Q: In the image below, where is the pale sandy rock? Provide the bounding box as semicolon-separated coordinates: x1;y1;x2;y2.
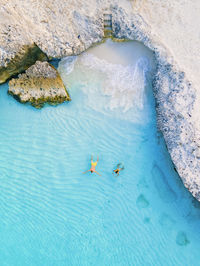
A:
8;61;71;108
0;0;105;63
0;0;200;199
132;0;200;89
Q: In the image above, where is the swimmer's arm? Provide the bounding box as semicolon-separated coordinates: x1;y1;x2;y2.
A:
83;170;90;174
97;156;99;162
95;171;101;176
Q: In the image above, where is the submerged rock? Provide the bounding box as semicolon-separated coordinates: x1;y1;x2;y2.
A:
8;61;71;108
176;231;190;246
136;194;149;208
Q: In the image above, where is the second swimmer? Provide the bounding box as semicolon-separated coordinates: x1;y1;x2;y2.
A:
113;163;124;176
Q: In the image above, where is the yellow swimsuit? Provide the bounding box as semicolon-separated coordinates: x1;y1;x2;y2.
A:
91;161;97;166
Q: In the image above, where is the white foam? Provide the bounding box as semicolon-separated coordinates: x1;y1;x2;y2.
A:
79;53;149;112
58;56;77;75
58;40;155;123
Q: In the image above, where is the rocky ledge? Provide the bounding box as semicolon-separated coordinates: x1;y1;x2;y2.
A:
8;61;71;108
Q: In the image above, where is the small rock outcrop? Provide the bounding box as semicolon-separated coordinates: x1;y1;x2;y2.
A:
8;61;71;108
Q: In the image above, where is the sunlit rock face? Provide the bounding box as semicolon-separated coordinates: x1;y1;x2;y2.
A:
0;0;200;199
8;61;71;108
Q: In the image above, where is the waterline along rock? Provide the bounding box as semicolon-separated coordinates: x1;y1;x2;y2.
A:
111;5;200;200
0;0;200;200
8;61;71;108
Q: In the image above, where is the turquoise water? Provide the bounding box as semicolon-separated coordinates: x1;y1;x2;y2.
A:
1;40;200;266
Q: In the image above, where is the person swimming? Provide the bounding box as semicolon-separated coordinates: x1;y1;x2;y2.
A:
113;163;124;176
83;155;101;176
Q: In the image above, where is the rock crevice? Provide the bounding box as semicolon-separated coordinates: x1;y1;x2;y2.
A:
0;43;48;84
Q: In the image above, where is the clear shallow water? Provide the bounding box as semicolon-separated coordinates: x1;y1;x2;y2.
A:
1;40;200;266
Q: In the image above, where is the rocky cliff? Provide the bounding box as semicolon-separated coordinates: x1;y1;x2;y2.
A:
0;0;200;199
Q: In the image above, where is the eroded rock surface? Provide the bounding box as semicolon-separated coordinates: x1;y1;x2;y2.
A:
8;61;71;108
0;44;48;84
0;0;104;63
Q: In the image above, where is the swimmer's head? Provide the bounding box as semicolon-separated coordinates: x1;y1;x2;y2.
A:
91;170;94;173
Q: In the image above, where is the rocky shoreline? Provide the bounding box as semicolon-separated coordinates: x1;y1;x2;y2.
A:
0;1;199;200
111;6;200;200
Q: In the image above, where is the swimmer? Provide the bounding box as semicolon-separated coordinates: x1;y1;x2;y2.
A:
113;163;124;176
83;155;101;176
